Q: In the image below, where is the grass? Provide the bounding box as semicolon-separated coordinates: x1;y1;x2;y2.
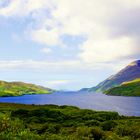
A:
0;81;54;97
105;78;140;96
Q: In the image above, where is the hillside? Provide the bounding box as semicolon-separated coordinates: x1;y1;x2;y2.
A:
105;78;140;96
87;60;140;92
0;81;54;97
0;103;140;139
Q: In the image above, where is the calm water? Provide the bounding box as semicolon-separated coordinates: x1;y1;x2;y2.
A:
0;92;140;116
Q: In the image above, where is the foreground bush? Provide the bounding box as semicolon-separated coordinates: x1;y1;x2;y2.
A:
0;103;139;140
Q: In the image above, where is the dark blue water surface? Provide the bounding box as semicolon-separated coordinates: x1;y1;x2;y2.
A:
0;92;140;116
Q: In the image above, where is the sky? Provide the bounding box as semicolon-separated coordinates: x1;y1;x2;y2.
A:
0;0;140;90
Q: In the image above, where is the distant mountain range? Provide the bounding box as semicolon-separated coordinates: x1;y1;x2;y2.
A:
81;60;140;96
0;81;54;97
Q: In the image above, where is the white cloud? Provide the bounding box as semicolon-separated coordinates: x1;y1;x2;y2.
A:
41;48;52;54
0;60;82;71
79;37;136;64
38;80;72;89
28;0;140;65
0;0;20;16
46;80;70;86
0;59;133;75
0;0;140;72
30;28;61;46
117;0;140;8
0;0;54;17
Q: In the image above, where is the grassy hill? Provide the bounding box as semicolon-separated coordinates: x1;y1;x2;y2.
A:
105;78;140;96
0;81;54;97
0;103;140;139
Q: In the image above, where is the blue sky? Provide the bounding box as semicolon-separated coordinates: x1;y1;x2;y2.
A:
0;0;139;90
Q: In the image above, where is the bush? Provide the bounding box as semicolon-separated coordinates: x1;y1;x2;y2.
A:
0;103;140;140
91;127;104;140
101;120;117;131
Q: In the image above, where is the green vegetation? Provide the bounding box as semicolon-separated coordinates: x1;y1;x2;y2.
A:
0;81;54;97
105;78;140;96
0;103;140;139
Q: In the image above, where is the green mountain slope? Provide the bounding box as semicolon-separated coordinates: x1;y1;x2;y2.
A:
83;60;140;92
105;78;140;96
0;81;54;97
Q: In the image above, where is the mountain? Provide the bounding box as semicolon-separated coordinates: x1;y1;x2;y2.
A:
105;78;140;96
87;60;140;92
0;81;54;97
79;88;90;92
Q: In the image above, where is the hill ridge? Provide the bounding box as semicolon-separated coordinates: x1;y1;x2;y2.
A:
0;80;54;97
83;60;140;92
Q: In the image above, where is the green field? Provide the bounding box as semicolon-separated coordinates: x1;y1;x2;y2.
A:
105;78;140;96
0;103;140;140
0;81;54;97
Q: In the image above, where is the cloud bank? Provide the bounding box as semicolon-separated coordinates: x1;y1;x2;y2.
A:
0;0;140;89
